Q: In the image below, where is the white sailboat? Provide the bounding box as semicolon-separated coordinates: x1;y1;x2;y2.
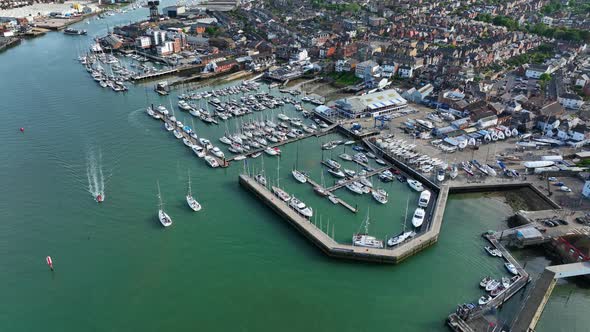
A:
387;196;416;246
157;181;173;227
371;188;388;204
352;210;384;248
186;171;202;212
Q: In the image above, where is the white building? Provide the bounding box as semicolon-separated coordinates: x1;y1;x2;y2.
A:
136;36;152;49
525;64;550;79
333;88;407;118
558;93;584;110
541;16;554;26
355;60;379;78
152;30;167;46
157;41;175;56
289;49;309;64
398;65;414;78
335;59;353;72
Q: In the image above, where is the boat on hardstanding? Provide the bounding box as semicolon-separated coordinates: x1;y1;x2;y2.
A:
437;169;445;182
450;164;459;179
156;181;172;227
292;169;307;183
412;207;425;227
371;188;388;204
186;171;202;212
352;211;384;248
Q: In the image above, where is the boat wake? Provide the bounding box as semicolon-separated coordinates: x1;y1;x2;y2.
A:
86;148;105;201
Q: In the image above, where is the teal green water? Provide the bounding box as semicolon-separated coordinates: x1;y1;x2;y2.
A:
1;6;588;331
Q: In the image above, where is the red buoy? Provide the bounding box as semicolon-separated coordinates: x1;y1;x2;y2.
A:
46;256;53;271
20;127;24;132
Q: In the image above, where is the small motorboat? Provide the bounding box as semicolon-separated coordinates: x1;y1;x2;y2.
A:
501;277;511;288
505;263;518;275
479;276;492;288
96;193;104;203
339;153;353;161
407;179;424;192
485;279;500;292
478;295;492;305
484;246;499;257
491;285;505;297
327;168;345;178
412;207;425;227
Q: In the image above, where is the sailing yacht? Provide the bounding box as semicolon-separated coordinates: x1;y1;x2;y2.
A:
156;181;173;227
272;186;291;202
292;169;307;183
387;197;415;246
371;188;388;204
352;211;384;248
186;171;202;212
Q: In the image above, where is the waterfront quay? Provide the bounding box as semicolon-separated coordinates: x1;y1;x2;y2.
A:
447;231;531;332
239;173;449;264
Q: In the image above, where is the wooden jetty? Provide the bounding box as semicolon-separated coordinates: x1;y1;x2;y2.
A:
240;174;449;264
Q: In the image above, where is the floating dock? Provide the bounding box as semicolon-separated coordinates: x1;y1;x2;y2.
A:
239;174;448;264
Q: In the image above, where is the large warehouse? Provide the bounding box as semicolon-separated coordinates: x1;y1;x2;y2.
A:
333;88;407;118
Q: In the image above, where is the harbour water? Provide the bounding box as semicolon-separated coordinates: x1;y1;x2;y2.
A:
0;5;588;331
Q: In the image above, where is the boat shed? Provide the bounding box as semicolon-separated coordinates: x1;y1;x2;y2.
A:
516;227;544;242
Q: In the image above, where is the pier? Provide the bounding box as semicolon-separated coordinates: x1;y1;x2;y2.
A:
153;112;226;168
512;262;590;332
447;231;531;332
224;124;337;163
239;173;448;264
